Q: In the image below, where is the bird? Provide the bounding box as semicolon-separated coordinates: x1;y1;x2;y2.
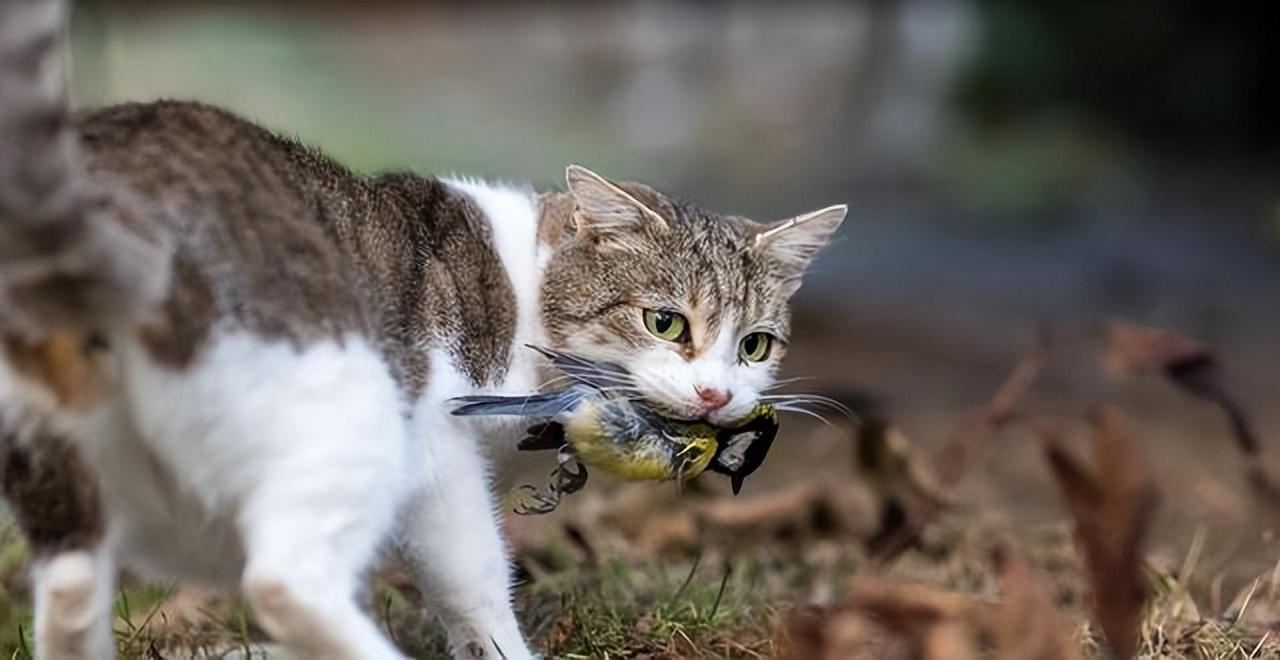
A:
449;346;778;514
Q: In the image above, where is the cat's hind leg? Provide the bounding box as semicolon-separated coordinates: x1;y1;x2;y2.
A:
222;342;411;660
236;443;408;658
0;412;115;660
128;335;414;659
239;514;402;660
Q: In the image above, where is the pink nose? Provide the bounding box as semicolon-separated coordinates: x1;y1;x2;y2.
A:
695;387;732;411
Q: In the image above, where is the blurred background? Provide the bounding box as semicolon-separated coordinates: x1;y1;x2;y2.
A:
66;1;1278;366
40;0;1280;654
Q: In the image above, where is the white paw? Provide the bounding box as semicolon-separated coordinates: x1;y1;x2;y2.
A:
43;551;100;629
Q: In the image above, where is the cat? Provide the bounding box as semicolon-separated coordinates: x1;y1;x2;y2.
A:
0;2;845;658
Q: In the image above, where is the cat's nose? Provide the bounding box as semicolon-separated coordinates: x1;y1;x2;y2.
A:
695;387;732;411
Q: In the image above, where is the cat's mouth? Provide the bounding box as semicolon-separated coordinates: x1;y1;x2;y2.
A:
643;399;702;423
644;397;757;429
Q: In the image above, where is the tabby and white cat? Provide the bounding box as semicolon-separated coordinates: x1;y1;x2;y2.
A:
0;2;844;658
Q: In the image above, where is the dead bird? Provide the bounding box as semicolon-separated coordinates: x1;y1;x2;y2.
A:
450;346;778;514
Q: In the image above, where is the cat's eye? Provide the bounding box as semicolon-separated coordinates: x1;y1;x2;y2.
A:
739;332;773;362
643;309;689;343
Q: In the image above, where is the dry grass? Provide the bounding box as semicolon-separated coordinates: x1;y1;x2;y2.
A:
0;505;1274;658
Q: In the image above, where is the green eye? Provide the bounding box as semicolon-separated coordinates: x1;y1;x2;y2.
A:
739;332;773;362
643;309;689;342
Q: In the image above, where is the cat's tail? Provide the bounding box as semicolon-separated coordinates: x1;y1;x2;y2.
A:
0;0;168;337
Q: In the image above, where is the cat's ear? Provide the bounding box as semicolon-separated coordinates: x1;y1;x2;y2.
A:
752;204;846;295
565;165;669;242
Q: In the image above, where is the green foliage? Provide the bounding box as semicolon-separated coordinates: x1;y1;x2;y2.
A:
955;2;1277;159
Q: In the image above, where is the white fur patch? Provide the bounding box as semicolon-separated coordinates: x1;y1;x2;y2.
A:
626;312;773;425
106;332;412;657
32;550;115;660
103;333;411;583
441;177;547;399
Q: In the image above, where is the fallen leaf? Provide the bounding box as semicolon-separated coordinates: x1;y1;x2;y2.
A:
991;543;1084;660
855;417;948;557
1104;320;1279;509
782;540;1090;660
846;578;985;660
780;602;906;660
1043;405;1157;660
1223;560;1280;631
782;579;982;660
936;326;1050;487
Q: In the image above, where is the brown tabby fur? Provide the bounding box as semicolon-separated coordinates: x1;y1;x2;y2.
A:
75;101;518;396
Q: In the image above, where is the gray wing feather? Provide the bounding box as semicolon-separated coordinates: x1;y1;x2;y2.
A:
449;388;586;418
524;345;632;390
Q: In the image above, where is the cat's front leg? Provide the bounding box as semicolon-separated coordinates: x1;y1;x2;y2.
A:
31;547;117;660
0;409;116;659
398;423;532;660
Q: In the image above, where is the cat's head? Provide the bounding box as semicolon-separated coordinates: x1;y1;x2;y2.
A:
540;165;844;427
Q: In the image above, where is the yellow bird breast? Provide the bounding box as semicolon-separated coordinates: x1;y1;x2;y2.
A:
563;407;717;482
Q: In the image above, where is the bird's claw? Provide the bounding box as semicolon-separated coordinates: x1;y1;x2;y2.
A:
513;484;561;515
555;459;588;495
512;455;588;515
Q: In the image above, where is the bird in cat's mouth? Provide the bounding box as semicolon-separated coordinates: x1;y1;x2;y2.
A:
448;345;778;514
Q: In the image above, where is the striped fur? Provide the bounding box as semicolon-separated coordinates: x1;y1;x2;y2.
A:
0;0;169;339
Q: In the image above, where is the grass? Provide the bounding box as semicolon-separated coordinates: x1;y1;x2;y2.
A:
534;556;779;658
0;508;1271;659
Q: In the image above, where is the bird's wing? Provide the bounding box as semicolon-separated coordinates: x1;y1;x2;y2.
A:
449;388;585;418
525;345;632;390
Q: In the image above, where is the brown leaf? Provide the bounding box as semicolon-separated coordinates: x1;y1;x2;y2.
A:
783;544;1087;660
935;327;1050;487
781;579;984;660
1103;320;1279;507
991;543;1084;660
781;602;913;660
1223;560;1280;630
845;578;984;660
1103;320;1205;379
853;418;946;555
1042;406;1157;660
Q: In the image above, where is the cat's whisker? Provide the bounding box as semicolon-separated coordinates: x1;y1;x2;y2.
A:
773;403;834;427
760;393;856;420
792;392;857;413
763;392;853;410
761;376;818;392
772;397;832;414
